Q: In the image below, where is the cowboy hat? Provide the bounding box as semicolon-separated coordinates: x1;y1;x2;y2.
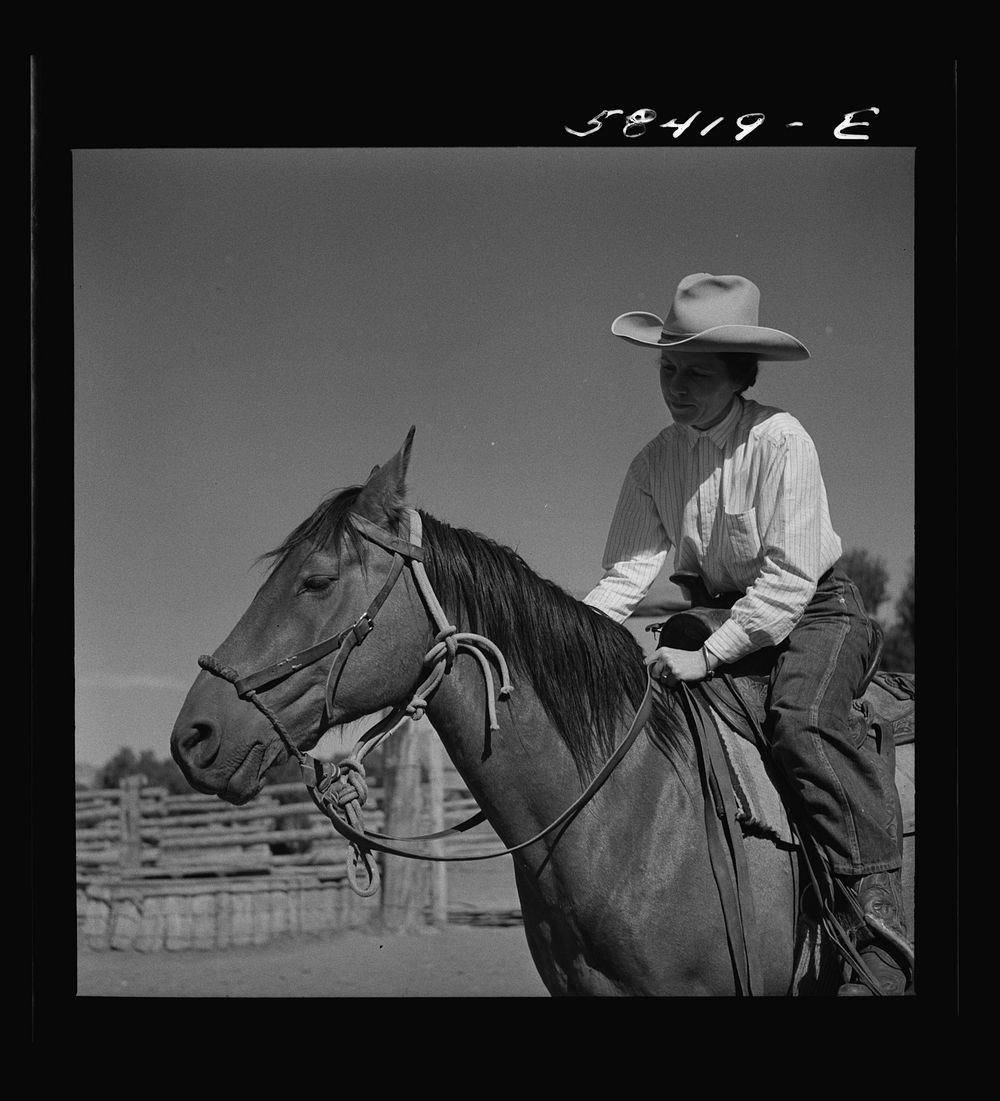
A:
611;273;810;361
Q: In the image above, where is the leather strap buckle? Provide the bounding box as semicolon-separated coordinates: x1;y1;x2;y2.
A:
352;615;374;644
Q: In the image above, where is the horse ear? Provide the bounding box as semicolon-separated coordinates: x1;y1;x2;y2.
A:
354;426;415;526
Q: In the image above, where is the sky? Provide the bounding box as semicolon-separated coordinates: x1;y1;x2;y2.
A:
71;145;915;767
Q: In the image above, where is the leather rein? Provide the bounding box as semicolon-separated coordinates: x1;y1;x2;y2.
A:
198;508;655;898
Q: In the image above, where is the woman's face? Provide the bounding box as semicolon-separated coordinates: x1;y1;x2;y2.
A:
658;351;741;430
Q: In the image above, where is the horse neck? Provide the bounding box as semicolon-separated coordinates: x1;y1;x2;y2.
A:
422;640;694;864
410;538;702;873
422;653;560;833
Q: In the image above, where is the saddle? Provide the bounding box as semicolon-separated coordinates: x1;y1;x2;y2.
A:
651;598;915;995
652;601;895;753
653;603;914;843
652;589;916;851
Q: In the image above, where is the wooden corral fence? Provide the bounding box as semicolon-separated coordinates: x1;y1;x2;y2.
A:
77;733;506;952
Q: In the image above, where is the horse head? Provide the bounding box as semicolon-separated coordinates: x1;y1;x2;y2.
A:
170;427;431;804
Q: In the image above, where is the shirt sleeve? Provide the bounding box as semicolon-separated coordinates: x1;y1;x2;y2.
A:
582;450;672;623
704;430;834;663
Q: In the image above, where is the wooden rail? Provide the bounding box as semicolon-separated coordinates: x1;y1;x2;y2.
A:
76;722;520;950
76;770;500;877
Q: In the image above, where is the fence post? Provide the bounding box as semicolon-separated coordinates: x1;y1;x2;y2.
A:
425;727;448;926
118;775;145;871
380;720;426;932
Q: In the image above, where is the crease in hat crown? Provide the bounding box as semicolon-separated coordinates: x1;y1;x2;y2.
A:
611;272;810;361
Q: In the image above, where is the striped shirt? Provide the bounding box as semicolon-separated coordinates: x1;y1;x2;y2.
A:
583;397;842;663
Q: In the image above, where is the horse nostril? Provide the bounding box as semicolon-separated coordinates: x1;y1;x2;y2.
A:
171;720;221;770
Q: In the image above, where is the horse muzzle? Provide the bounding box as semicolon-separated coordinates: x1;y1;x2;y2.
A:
170;681;288;804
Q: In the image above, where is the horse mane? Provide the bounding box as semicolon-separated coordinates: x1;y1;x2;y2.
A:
259;489;691;778
416;511;691;778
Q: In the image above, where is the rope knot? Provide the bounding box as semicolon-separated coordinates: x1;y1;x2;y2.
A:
332;758;369;808
406;694;429;721
434;625;459;670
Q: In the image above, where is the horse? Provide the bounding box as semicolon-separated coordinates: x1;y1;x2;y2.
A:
171;428;913;996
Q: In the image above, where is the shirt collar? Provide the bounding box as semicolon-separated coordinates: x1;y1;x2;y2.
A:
678;396;745;450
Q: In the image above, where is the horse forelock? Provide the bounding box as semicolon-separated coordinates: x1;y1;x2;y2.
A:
257;485;367;576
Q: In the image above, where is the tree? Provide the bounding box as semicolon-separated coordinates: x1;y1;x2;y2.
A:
881;557;915;673
840;547;890;621
97;746;194;794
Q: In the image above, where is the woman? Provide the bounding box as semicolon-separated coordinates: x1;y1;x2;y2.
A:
583;273;909;995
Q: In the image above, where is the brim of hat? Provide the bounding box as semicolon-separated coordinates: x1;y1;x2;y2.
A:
611;312;810;361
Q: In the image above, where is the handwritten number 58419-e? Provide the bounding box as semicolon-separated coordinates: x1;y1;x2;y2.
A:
564;107;879;141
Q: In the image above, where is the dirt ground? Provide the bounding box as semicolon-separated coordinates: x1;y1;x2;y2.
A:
75;861;550;998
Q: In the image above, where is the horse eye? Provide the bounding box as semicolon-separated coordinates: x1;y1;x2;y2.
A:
302;575;337;592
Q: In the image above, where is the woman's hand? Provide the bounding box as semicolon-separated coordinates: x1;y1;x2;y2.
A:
645;646;714;687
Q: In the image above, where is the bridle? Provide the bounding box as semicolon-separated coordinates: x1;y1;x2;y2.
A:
201;510;474;735
197;507;655;898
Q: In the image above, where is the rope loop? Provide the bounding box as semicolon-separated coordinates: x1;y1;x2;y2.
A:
346;842;380;897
